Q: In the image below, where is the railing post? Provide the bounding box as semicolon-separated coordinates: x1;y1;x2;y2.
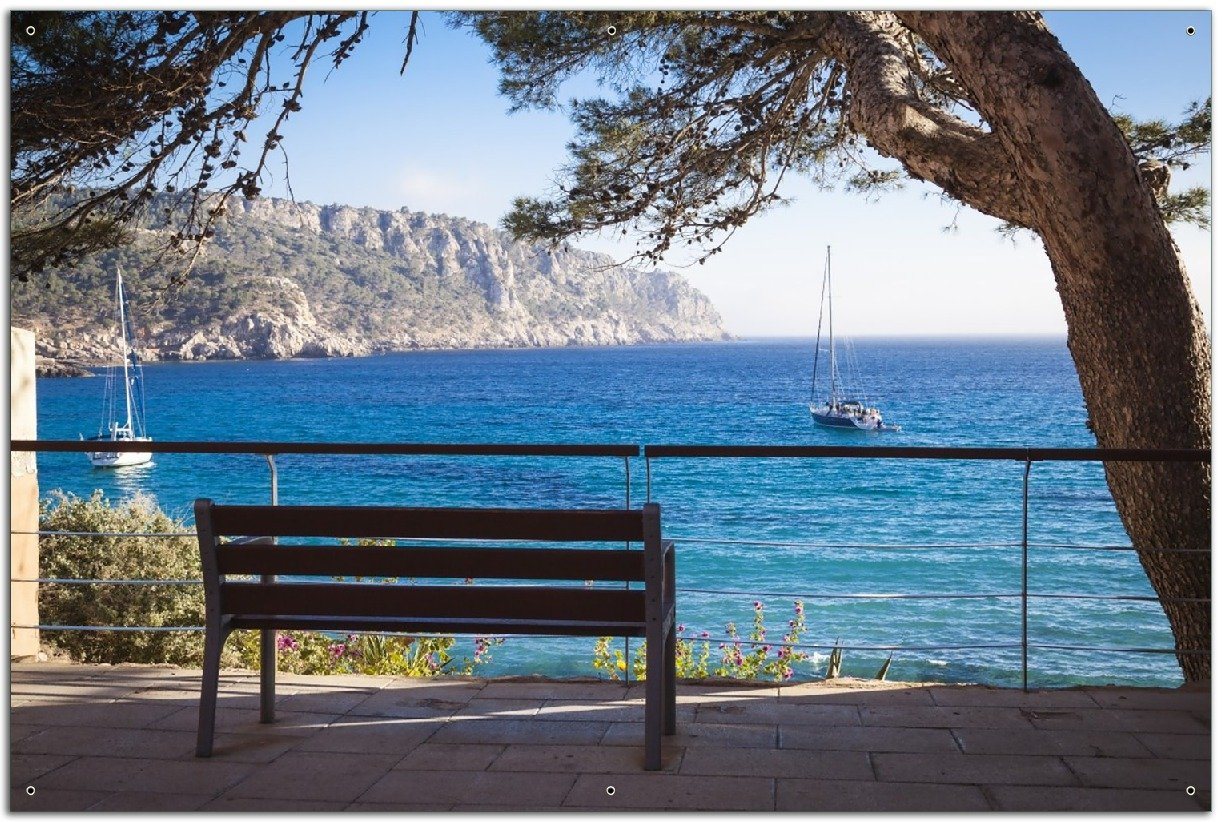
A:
1022;454;1031;692
261;454;278;722
624;456;632;683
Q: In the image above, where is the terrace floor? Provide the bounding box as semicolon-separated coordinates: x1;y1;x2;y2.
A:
9;661;1210;812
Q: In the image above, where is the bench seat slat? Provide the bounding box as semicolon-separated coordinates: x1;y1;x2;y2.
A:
209;505;645;542
221;583;646;623
228;616;647;637
217;545;646;581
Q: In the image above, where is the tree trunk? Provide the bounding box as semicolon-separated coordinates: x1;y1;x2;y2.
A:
901;12;1211;679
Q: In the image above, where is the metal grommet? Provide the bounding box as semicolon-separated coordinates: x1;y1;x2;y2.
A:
606;785;616;796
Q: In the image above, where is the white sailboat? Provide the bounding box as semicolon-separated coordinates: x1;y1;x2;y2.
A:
86;267;153;467
808;246;899;432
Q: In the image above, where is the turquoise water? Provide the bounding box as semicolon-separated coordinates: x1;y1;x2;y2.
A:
33;338;1181;687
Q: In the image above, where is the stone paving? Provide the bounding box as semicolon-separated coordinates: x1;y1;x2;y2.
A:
9;662;1210;811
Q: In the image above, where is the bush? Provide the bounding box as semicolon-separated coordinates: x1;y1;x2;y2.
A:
39;490;206;665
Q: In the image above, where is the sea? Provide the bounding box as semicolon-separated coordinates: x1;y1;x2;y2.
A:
33;337;1183;688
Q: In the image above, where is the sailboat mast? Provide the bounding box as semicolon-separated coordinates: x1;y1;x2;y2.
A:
827;245;836;407
116;268;134;433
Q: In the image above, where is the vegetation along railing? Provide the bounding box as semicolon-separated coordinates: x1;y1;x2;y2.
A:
10;439;1210;689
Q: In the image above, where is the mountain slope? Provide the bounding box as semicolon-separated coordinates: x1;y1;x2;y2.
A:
13;196;730;364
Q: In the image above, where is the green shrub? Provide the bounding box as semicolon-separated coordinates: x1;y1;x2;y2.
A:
39;490;206;665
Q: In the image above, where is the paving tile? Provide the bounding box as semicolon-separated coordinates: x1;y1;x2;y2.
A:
207;733;302;763
629;683;776;702
33;755;255;796
781;725;960;754
1105;708;1210;734
10;680;143;700
564;773;774;811
952;726;1151;757
85;791;213;811
346;684;482;718
9;787;109;811
360;769;576;807
782;685;937;706
201;796;352;811
1063;755;1211;791
9;699;182;729
489;743;679;774
10;753;77;784
430;717;608;745
150;705;338;736
393;743;505;771
929;686;1098;708
778;778;991;811
873;751;1078;786
695;701;860;726
1085;687;1211;712
1137;732;1212;760
454;697;544;718
10;724;47;742
290;715;444;755
13;726;197;760
986;785;1202;811
477;679;629;701
537;699;696;724
275;685;385;715
680;746;874;780
221;751;402;803
861;705;1033;729
602;720;776;749
347;801;455;811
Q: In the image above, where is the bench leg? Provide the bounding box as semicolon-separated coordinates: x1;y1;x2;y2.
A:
664;622;677;735
645;633;663;770
260;628;276;723
195;626;227;757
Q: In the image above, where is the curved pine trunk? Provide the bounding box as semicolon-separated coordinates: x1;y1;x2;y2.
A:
903;12;1211;679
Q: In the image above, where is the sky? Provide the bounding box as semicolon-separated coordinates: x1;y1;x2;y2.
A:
254;10;1212;338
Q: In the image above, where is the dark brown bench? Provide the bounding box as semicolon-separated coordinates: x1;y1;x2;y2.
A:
193;499;677;769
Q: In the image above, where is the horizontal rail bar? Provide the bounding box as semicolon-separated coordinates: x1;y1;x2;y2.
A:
672;536;1023;550
17;578;202;586
645;444;1209;461
10;439;640;458
12;530;197;538
12;440;1207;461
680;587;1019;601
1028;644;1211;655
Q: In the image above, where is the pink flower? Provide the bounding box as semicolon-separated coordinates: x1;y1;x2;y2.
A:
276;634;299;652
783;669;794;680
700;631;710;639
678;624;686;634
328;643;346;659
752;601;763;611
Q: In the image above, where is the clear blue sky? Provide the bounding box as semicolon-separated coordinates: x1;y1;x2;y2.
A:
260;11;1212;337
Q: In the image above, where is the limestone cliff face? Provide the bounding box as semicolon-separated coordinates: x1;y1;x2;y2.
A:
21;196;730;364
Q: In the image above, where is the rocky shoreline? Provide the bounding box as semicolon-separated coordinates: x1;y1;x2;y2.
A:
33;334;736;377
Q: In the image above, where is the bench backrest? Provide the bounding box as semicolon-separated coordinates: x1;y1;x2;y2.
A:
194;499;664;626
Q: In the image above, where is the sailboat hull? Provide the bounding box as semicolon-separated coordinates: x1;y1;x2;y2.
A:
87;436;153;468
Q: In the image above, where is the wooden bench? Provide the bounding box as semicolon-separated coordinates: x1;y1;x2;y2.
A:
193;499;677;769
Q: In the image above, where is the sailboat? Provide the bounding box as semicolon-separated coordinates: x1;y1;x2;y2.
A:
86;267;153;467
808;246;899;432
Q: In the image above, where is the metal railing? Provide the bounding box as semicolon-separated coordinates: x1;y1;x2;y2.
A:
10;439;1210;689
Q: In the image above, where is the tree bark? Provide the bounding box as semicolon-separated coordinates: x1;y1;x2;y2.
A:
895;12;1212;680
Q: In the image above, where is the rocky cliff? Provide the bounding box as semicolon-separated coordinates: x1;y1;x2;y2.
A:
14;196;730;368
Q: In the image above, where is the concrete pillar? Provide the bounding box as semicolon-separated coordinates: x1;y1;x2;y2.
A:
11;327;39;658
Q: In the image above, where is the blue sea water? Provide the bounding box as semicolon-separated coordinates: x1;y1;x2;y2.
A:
33;337;1181;687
